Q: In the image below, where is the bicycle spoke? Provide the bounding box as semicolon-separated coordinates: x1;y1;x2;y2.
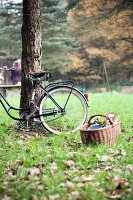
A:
39;86;88;134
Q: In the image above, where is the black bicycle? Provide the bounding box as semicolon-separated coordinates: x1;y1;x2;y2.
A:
0;71;88;134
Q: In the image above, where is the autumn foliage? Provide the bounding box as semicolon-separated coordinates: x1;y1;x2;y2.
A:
68;0;133;83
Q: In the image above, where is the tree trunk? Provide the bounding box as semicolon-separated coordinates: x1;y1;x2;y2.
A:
20;0;42;110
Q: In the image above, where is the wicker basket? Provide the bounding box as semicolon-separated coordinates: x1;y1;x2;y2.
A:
80;114;121;145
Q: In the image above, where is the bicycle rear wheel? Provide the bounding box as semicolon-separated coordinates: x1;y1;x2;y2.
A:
39;86;88;134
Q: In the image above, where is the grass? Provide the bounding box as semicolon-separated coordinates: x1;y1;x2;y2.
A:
0;92;133;199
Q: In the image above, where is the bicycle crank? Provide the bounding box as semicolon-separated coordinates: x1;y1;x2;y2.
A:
19;112;32;129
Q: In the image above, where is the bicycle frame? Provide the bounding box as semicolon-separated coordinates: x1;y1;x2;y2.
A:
0;80;75;121
0;92;29;121
40;80;74;111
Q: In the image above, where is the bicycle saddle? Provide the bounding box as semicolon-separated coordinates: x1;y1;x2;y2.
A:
30;71;51;78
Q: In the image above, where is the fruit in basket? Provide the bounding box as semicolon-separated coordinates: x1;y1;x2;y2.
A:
93;116;107;125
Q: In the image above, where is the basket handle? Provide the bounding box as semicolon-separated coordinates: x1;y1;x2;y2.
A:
88;114;113;126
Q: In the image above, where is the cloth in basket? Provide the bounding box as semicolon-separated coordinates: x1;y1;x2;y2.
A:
80;113;121;145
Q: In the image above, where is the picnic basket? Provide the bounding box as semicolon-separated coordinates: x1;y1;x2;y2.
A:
80;114;121;145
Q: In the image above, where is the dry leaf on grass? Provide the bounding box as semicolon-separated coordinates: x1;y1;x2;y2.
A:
71;191;81;199
108;148;115;154
7;171;15;178
119;149;127;156
106;194;122;199
30;195;37;200
76;182;85;188
17;140;24;145
106;180;130;199
106;188;124;199
126;164;133;173
67;151;77;157
30;167;40;176
73;176;81;183
1;195;11;200
96;154;113;162
37;184;44;190
82;174;94;181
63;160;75;167
59;181;75;188
116;180;129;189
48;194;60;200
104;165;113;170
49;162;58;171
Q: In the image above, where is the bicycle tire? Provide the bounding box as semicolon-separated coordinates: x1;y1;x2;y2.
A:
38;86;88;134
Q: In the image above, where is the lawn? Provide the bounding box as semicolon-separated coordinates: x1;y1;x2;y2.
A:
0;92;133;200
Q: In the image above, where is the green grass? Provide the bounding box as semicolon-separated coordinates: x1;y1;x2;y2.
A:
0;92;133;199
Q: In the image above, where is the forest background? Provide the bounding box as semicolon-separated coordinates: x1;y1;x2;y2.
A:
0;0;133;90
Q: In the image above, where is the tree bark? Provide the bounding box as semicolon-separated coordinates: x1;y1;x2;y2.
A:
20;0;42;110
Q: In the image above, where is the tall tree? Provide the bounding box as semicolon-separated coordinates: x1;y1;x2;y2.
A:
0;1;22;63
20;0;42;109
68;0;133;83
42;0;78;80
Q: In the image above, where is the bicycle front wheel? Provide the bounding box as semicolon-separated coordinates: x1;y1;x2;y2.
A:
39;86;88;134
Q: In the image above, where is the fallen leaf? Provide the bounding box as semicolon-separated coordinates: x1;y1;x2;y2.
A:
68;151;77;157
30;167;40;176
113;175;121;181
82;175;94;181
116;180;129;189
65;181;75;188
106;194;122;199
114;168;123;173
96;154;113;162
7;171;16;178
106;189;123;199
49;162;58;171
43;196;49;200
121;128;125;132
94;168;101;174
108;149;119;155
18;160;24;166
120;149;127;156
104;165;113;170
64;160;75;167
1;195;11;200
96;188;104;193
71;191;81;199
48;194;60;200
37;185;44;190
108;148;115;154
89;182;100;187
76;182;85;188
18;140;24;145
30;195;37;200
126;164;133;173
73;176;82;183
59;181;75;188
7;171;14;177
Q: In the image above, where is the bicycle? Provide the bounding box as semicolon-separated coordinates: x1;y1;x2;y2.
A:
0;71;88;134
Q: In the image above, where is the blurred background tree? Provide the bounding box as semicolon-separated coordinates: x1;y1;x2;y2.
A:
0;0;133;89
0;0;22;66
67;0;133;87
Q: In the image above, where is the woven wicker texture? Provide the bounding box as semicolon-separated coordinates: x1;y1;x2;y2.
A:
80;115;121;145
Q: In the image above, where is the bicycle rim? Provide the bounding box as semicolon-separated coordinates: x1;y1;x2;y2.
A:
39;86;88;134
